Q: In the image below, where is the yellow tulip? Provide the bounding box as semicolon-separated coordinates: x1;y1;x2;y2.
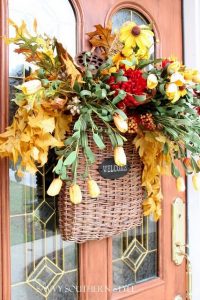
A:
69;184;82;204
167;61;181;75
87;179;100;198
197;159;200;168
170;72;185;86
166;83;180;102
192;71;200;83
192;174;200;191
47;178;63;196
183;68;193;81
113;114;128;133
114;146;127;166
176;176;185;192
147;74;158;89
21;79;42;95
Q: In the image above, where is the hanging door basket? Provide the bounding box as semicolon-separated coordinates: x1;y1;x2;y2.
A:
58;133;144;243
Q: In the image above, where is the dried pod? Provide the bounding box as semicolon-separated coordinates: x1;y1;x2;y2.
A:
75;51;105;71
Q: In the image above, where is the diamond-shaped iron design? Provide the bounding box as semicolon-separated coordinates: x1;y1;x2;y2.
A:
28;257;63;297
122;240;147;271
34;201;55;224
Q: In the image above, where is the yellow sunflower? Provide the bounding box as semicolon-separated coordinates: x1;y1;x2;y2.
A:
135;47;150;60
119;22;154;49
112;47;136;69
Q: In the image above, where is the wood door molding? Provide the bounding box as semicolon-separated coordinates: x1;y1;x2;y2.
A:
0;1;10;300
70;0;84;52
79;238;111;300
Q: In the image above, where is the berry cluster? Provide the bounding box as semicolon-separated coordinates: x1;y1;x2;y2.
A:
128;113;156;134
140;113;156;130
107;67;147;111
128;116;140;134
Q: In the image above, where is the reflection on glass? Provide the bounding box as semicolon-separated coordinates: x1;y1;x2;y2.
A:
113;216;158;290
112;9;158;291
112;9;147;31
9;1;78;299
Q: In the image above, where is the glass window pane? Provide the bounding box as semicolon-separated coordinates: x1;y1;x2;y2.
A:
9;1;78;299
111;9;158;291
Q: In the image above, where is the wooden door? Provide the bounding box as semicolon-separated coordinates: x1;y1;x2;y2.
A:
0;1;186;300
78;1;186;300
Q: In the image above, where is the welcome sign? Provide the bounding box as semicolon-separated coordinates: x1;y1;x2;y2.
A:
98;157;131;180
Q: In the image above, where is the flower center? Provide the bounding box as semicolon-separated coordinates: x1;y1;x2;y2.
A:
179;85;185;91
131;26;141;36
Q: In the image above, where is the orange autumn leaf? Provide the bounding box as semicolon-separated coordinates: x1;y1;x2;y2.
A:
55;40;82;87
87;24;115;53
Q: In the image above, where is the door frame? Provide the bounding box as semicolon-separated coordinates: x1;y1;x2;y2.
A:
0;1;186;300
0;1;10;300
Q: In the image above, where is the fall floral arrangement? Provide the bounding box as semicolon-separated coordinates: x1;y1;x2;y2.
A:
1;19;200;221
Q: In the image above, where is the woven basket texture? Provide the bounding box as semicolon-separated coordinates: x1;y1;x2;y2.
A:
58;131;144;243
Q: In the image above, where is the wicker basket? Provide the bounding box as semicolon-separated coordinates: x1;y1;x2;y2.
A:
58;132;144;243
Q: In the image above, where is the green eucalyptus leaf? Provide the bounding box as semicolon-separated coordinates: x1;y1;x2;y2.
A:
73;119;81;131
113;70;124;77
73;81;81;93
53;158;63;174
93;133;105;149
80;90;92;97
116;76;128;83
133;94;146;102
171;162;180;178
191;157;200;173
100;115;112;122
84;146;96;164
95;88;107;99
159;83;166;95
108;132;117;147
163;142;169;155
63;151;77;165
97;58;112;71
114;109;127;120
112;90;126;105
115;133;124;146
121;58;137;66
165;127;179;140
86;70;93;79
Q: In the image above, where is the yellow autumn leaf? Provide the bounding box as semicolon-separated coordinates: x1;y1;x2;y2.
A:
134;131;175;220
38;151;48;166
30;146;39;160
54;114;72;141
33;18;37;33
28;110;55;133
55;40;82;88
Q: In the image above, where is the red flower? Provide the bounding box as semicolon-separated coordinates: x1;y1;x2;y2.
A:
196;107;200;115
108;67;147;109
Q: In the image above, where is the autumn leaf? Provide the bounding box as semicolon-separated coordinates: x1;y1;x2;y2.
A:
55;40;82;87
133;131;174;221
28;110;55;133
87;24;115;53
54;113;72;141
33;18;37;33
